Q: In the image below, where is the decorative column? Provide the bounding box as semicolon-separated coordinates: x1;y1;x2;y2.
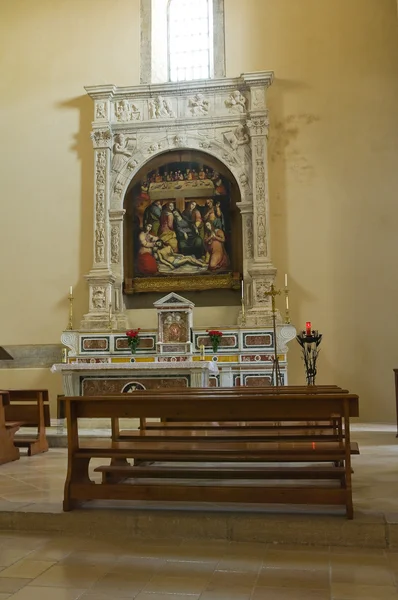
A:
109;209;128;330
243;74;277;326
80;101;116;329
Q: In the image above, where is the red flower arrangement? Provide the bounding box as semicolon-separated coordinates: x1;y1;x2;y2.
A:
126;329;140;353
206;329;223;353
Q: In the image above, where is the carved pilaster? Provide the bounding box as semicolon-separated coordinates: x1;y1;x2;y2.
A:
247;114;271;263
80;126;115;330
109;210;128;331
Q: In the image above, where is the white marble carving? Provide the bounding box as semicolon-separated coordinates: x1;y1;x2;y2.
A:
111;134;134;172
148;96;175;119
127;159;138;170
95;102;106;119
111;225;120;264
92;286;106;310
225;90;246;113
188;93;209;116
82;72;278;329
246;215;253;259
91;128;112;148
115;99;140;121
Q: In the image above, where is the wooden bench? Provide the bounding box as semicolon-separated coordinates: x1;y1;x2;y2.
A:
63;390;359;518
4;390;50;456
115;386;357;450
0;390;20;464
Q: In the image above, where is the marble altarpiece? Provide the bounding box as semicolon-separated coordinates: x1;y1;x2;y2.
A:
55;72;296;396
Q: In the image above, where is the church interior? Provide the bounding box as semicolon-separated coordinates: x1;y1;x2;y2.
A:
1;0;398;597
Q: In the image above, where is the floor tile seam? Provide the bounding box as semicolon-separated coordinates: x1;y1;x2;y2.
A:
247;556;261;600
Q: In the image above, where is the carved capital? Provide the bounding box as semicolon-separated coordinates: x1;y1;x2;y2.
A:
91;128;112;149
247;113;270;138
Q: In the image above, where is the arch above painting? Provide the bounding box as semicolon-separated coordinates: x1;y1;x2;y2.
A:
81;72;277;331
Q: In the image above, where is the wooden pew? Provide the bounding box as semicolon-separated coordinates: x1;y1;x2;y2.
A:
63;390;359;518
0;391;20;464
116;386;359;465
4;390;50;456
112;385;359;454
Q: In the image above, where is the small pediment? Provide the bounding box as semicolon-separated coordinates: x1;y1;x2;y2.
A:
153;293;195;309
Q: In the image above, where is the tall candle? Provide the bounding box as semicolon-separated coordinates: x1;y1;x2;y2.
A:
69;286;73;296
284;274;288;288
241;280;244;300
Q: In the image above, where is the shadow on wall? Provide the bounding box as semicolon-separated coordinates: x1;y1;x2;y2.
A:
56;94;95;324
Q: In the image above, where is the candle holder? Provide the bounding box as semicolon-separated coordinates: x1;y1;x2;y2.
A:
240;298;246;325
66;293;74;331
284;287;291;324
264;284;283;387
296;329;323;385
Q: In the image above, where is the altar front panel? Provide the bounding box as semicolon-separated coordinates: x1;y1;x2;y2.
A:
82;376;189;396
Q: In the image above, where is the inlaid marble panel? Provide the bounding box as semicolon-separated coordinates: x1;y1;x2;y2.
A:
81;376;189;395
243;333;272;348
115;336;155;350
81;337;109;352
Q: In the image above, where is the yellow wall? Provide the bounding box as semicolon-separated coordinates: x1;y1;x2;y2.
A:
1;0;398;421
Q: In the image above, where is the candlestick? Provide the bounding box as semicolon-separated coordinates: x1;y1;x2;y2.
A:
284;285;290;324
61;347;68;363
200;344;205;361
66;289;74;331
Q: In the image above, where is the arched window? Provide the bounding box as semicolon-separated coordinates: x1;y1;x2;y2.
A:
167;0;213;82
140;0;225;84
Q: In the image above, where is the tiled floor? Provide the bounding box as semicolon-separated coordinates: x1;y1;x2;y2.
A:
0;424;397;514
0;531;397;599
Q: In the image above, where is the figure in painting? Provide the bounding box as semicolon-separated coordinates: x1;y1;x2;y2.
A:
203;198;225;230
143;199;162;235
136;224;159;275
204;222;230;271
154;240;207;270
158;202;178;251
131;161;233;281
173;210;204;259
182;201;204;238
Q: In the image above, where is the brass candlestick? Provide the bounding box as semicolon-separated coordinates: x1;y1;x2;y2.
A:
199;344;205;361
66;293;74;331
241;298;246;325
284;287;291;324
264;284;283;387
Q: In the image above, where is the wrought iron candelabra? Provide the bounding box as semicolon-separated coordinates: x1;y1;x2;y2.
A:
296;329;323;385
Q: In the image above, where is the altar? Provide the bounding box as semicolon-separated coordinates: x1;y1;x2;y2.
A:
53;72;298;398
51;360;218;396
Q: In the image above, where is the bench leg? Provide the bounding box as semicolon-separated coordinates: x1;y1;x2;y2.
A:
0;429;20;465
27;438;49;457
64;456;93;512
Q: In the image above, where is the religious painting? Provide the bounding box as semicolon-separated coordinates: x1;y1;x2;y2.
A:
124;154;242;293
